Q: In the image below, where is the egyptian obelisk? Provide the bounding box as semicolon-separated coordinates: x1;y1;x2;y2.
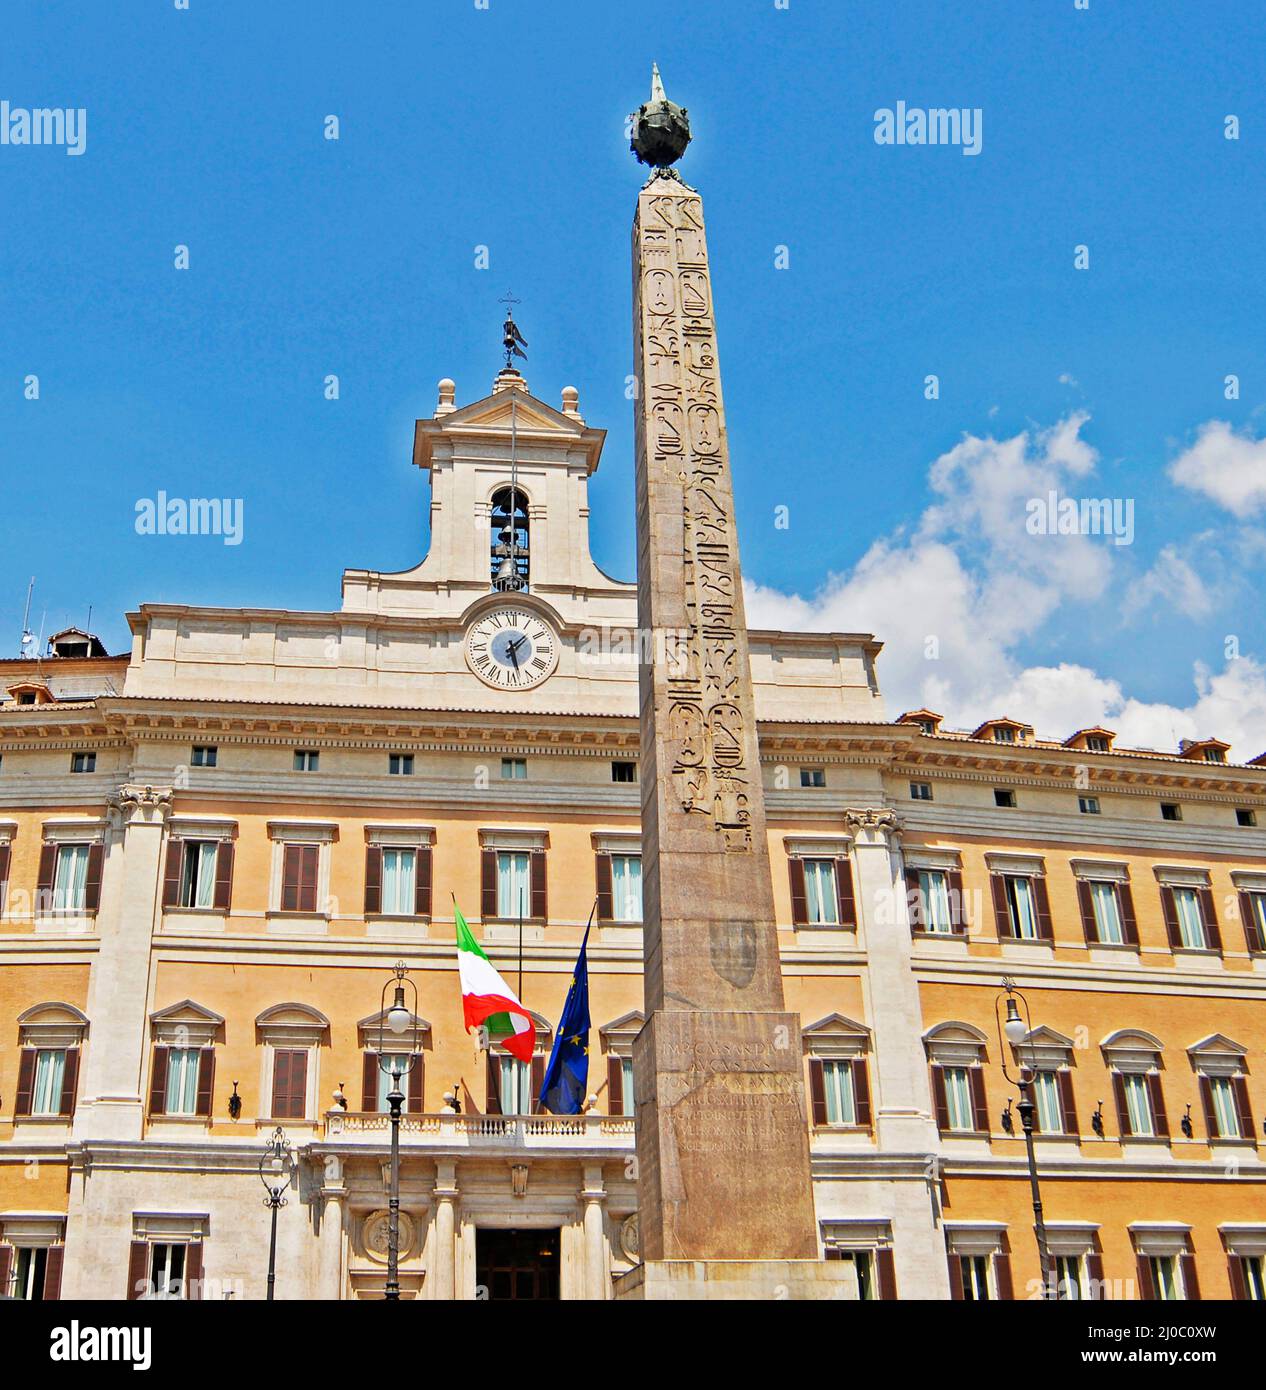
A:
622;69;849;1298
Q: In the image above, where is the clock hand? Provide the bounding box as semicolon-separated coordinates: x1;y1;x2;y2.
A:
508;640;521;671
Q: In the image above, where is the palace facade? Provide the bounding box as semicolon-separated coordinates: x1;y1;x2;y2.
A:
2;368;1265;1300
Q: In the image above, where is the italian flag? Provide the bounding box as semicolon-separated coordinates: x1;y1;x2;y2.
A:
455;902;535;1062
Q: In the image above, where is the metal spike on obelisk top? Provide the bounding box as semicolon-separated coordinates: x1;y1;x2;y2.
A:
630;61;692;180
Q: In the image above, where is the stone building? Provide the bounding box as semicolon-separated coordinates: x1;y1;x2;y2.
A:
1;367;1265;1300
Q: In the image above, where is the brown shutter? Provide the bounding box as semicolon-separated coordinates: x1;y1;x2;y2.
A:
1136;1254;1156;1300
1113;1071;1131;1136
185;1241;203;1301
485;1054;502;1114
481;848;498;919
1148;1073;1169;1137
835;857;857;927
808;1059;828;1126
281;844;302;912
1181;1252;1201;1300
273;1049;307;1119
1198;887;1222;953
149;1045;170;1115
0;1245;11;1298
162;838;184;908
59;1047;79;1117
213;841;234;912
1118;882;1139;945
852;1058;872;1127
904;868;923;931
1198;1074;1218;1138
415;845;432;917
1161;886;1182;949
14;1048;37;1116
299;844;319;913
876;1246;897;1300
595;853;614;922
362;1052;378;1111
1086;1251;1106;1300
530;849;547;921
0;843;9;913
1228;1255;1248;1300
531;1054;545;1113
195;1048;215;1118
408;1058;424;1114
947;869;966;933
272;1050;290;1116
994;1250;1015;1300
364;844;382;914
931;1065;951;1133
1076;879;1097;943
1058;1069;1079;1135
83;843;104;913
969;1067;989;1132
947;1251;965;1299
127;1240;149;1300
991;874;1012;937
1240;892;1264;952
1033;875;1054;940
42;1244;63;1300
607;1056;624;1116
1233;1075;1254;1139
788;858;808;926
36;843;57;913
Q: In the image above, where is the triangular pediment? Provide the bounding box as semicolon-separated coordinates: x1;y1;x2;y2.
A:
1188;1033;1246;1057
442;388;581;435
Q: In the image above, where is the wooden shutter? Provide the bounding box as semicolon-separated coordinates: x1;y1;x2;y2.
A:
1233;1075;1254;1139
0;842;9;913
1086;1251;1106;1300
185;1242;203;1301
596;853;614;922
1160;886;1182;949
1198;887;1222;953
0;1245;11;1298
1148;1072;1169;1137
1118;882;1140;945
808;1059;828;1126
835;857;857;928
969;1067;989;1132
1228;1255;1248;1300
947;869;966;934
298;844;319;913
1198;1074;1218;1138
607;1056;625;1116
149;1046;170;1116
990;875;1012;937
531;1054;546;1113
1113;1072;1132;1136
481;848;498;919
213;842;234;912
931;1065;951;1133
195;1048;215;1117
946;1251;965;1299
1180;1252;1201;1300
904;868;923;930
362;1053;378;1111
1136;1254;1156;1300
59;1047;79;1117
485;1054;502;1114
851;1058;872;1127
994;1250;1015;1300
1076;879;1098;943
43;1244;64;1300
408;1058;424;1114
415;845;432;918
875;1246;897;1300
162;838;184;908
1240;891;1264;952
530;849;547;921
364;844;382;914
273;1049;307;1119
1033;875;1054;940
83;843;104;913
1057;1069;1079;1136
789;858;808;926
281;844;302;912
36;843;57;913
127;1240;149;1300
14;1048;37;1116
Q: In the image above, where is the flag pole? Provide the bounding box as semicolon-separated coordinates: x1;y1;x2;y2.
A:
518;887;524;1000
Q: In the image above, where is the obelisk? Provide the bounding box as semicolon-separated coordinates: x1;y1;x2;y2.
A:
624;68;836;1294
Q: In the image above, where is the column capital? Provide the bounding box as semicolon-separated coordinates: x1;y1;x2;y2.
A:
108;784;174;828
844;807;903;843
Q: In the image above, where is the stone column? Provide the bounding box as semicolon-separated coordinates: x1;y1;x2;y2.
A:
430;1159;458;1300
75;784;172;1142
318;1156;347;1300
580;1162;609;1300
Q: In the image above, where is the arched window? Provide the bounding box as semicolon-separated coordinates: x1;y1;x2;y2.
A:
490;486;529;592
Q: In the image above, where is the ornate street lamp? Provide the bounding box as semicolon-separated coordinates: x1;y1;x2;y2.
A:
258;1126;293;1301
995;978;1057;1299
376;961;421;1301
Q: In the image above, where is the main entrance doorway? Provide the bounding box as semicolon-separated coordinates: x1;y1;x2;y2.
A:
475;1227;561;1301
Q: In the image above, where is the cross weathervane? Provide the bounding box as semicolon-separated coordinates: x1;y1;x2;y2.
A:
499;291;528;368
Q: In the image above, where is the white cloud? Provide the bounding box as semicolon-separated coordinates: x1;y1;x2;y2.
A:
1122;545;1214;621
1169;420;1266;518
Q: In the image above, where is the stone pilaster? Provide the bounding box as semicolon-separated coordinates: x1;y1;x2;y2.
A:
580;1162;609;1300
318;1155;347;1300
429;1159;458;1300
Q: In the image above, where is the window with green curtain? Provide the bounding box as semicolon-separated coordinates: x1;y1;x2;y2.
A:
1210;1075;1240;1137
381;847;417;915
803;859;838;924
1033;1071;1063;1133
919;869;952;932
165;1047;201;1115
180;841;218;909
376;1054;412;1110
53;844;90;911
944;1066;974;1131
32;1049;66;1115
611;854;642;922
1007;876;1039;938
1090;881;1123;943
1123;1073;1154;1136
498;1056;533;1115
821;1059;856;1125
497;851;531;918
1173;886;1206;949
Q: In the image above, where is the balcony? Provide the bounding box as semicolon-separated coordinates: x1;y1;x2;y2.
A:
320;1110;635;1155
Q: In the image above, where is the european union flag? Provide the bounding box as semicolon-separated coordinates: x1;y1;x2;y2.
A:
538;917;592;1115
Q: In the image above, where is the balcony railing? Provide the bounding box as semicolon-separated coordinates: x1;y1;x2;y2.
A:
322;1109;635;1149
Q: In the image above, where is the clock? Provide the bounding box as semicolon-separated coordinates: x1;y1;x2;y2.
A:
465;606;559;691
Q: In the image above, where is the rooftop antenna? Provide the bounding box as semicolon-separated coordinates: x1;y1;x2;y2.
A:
19;577;36;658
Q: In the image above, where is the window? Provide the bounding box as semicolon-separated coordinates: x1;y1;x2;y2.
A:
1055;1254;1085;1299
1208;1076;1241;1139
943;1066;976;1132
959;1255;992;1299
1089;880;1125;944
496;1056;534;1115
388;753;414;776
148;1243;188;1300
10;1246;50;1300
17;692;36;705
1240;1257;1266;1300
994;788;1016;808
1086;735;1110;753
293;749;319;772
380;847;417;915
69;751;96;774
1149;1255;1183;1300
605;1052;637;1116
1172;886;1206;950
611;760;637;784
163;1047;202;1116
610;853;642;922
280;843;320;913
376;1054;412;1110
1204;747;1226;764
993;726;1017;744
803;859;840;926
1237;809;1257;828
271;1048;308;1119
31;1049;68;1116
1243;890;1266;952
1160;802;1182;821
497;850;531;918
191;746;217;768
918;869;954;934
825;1249;877;1299
819;1059;857;1126
1032;1071;1064;1134
918;720;937;735
1122;1073;1155;1137
800;767;826;788
501;757;527;780
998;874;1041;940
909;781;933;801
1079;796;1101;815
52;844;91;912
179;841;219;909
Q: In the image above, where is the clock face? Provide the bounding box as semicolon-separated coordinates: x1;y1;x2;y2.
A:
465;606;559;691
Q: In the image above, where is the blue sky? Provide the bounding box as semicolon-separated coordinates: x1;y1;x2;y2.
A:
3;1;1265;751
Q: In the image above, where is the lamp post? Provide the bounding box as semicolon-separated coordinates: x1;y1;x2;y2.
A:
258;1126;293;1301
377;961;421;1301
996;978;1057;1299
